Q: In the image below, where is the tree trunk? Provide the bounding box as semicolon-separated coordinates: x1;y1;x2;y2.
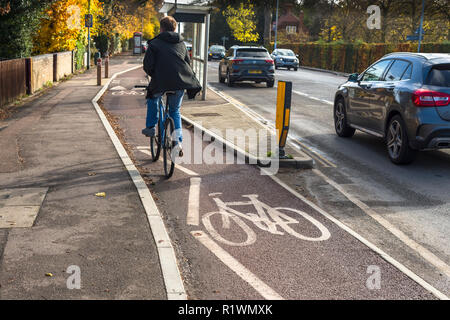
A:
264;6;272;47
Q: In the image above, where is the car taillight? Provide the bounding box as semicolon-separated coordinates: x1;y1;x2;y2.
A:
412;89;450;107
265;59;274;65
232;59;244;65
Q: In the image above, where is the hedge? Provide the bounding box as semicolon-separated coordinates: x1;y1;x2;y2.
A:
268;42;450;74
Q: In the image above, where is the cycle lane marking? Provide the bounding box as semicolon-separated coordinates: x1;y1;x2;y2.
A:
191;230;284;300
187;177;201;226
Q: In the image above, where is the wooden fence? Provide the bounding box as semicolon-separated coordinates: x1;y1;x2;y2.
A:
0;58;28;107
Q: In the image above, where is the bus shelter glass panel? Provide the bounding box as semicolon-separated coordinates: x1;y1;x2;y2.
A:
192;22;206;87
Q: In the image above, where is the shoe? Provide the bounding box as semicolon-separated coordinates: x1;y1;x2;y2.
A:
142;127;155;137
173;142;183;157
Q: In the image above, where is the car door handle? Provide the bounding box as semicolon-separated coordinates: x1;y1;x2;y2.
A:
385;84;395;92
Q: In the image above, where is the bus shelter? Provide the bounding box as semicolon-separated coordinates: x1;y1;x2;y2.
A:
160;0;212;100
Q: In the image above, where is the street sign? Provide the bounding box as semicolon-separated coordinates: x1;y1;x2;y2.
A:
85;14;93;28
407;35;423;41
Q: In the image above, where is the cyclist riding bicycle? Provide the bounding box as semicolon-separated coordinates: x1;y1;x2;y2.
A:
142;16;201;155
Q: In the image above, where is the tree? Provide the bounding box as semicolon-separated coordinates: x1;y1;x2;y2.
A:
0;0;52;59
223;2;259;43
33;0;103;54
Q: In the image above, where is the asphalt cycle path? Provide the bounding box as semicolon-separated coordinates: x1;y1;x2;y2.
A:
101;68;437;300
207;61;450;296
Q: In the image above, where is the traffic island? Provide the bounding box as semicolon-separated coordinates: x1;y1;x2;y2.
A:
181;87;314;170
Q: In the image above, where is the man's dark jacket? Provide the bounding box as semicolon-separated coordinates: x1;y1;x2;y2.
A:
143;31;201;99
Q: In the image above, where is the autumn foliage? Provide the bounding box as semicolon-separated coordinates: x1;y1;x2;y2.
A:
34;0;103;54
32;0;160;55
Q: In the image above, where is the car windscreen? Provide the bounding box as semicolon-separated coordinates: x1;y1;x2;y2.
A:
210;46;225;53
278;50;295;56
426;65;450;87
236;49;269;58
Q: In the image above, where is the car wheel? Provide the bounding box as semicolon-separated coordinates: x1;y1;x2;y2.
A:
219;69;225;83
227;71;234;87
294;67;298;71
334;98;355;138
288;67;291;71
275;66;279;70
386;115;416;165
266;80;274;88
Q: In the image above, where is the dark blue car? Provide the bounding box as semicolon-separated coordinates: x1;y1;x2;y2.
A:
218;46;275;88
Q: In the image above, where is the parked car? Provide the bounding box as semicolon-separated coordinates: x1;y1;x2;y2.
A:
271;49;299;71
218;46;275;88
334;52;450;164
208;45;226;61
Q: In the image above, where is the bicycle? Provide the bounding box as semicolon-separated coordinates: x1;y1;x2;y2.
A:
202;193;331;247
135;85;178;178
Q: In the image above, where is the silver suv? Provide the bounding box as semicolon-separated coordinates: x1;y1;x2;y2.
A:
334;52;450;164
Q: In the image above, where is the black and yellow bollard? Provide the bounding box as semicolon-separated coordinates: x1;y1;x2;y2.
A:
275;81;292;159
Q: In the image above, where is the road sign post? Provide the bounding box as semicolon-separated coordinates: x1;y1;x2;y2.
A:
86;0;92;70
276;81;292;159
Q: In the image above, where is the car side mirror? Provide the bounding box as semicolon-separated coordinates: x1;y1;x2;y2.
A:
296;54;299;57
348;73;359;82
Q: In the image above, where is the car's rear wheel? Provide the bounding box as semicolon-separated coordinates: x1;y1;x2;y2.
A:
334;99;355;138
227;71;234;87
386;115;416;165
294;67;298;71
266;80;274;88
219;68;225;83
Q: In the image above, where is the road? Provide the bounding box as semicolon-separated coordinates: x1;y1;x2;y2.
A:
99;67;445;300
207;61;450;295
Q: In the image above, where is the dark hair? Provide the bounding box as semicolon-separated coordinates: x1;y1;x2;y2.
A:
160;16;177;32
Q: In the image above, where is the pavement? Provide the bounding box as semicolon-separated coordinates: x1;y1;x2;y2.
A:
0;53;166;299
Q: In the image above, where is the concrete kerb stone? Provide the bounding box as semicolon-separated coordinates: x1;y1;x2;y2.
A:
181;115;314;170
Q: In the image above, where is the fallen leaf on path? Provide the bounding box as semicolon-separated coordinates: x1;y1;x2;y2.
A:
88;172;97;176
95;192;106;197
45;273;53;277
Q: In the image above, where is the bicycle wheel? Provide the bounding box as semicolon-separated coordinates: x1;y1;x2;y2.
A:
150;120;161;162
163;117;175;178
272;207;331;242
202;211;257;247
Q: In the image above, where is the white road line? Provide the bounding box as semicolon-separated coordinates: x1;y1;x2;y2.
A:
292;90;333;105
92;65;187;300
187;178;201;226
191;230;284;300
137;149;199;177
313;168;450;280
262;169;448;300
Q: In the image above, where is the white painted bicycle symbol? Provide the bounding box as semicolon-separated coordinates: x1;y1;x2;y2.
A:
202;193;331;247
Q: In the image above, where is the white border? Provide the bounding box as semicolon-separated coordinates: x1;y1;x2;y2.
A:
91;65;187;300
